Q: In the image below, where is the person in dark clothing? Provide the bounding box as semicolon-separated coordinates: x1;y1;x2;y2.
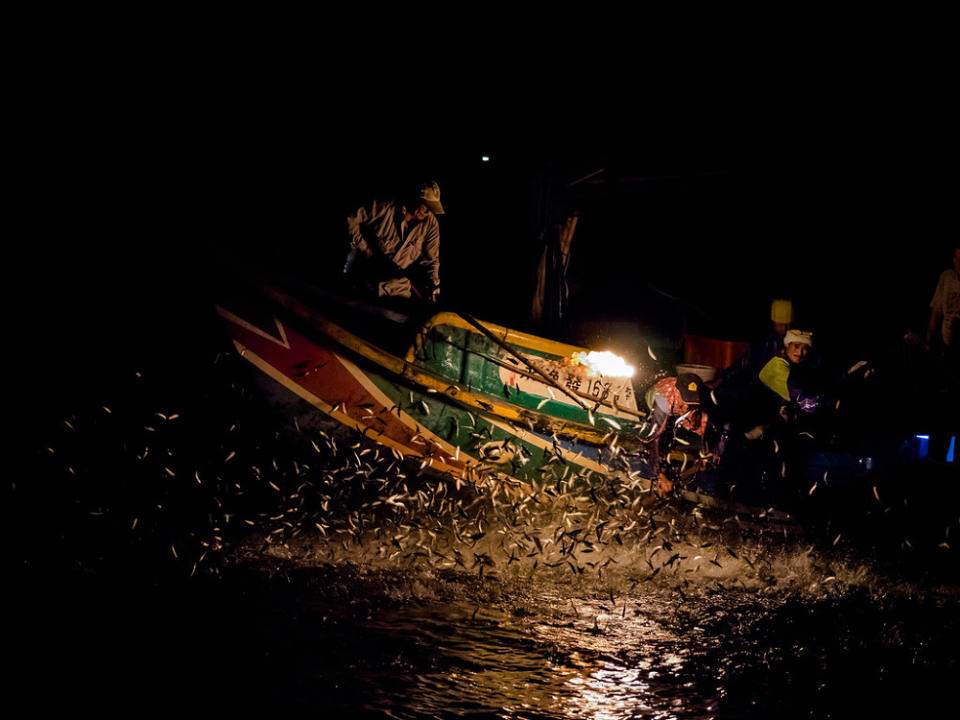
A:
708;299;795;442
641;372;716;494
713;298;793;392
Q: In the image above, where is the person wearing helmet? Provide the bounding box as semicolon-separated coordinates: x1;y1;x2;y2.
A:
344;180;445;301
711;298;794;393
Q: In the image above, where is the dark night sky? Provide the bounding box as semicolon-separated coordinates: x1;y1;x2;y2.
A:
17;66;955;413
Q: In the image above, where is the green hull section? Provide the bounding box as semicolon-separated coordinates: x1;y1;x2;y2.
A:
365;369;608;487
412;318;644;434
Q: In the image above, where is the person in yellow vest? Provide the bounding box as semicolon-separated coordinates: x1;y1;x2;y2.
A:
708;298;797;445
758;329;821;419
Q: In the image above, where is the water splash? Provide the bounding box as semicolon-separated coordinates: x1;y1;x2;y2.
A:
24;347;959;718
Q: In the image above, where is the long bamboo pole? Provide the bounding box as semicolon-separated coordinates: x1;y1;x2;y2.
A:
457;311;590;411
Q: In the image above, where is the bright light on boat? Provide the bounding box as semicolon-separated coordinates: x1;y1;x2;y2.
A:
481;155;490;162
574;351;635;378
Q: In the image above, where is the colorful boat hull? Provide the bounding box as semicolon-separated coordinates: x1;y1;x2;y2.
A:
214;285;631;488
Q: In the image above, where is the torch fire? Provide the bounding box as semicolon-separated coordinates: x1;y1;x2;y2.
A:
572;351;635;378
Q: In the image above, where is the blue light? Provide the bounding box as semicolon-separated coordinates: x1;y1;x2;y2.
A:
914;435;957;462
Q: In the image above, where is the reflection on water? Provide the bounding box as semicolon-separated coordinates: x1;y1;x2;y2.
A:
227;548;959;720
315;596;719;719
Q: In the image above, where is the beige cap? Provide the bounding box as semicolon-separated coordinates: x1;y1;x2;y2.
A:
419;181;444;215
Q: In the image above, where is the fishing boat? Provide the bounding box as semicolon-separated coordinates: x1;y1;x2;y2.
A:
213;267;814;523
214;269;653;482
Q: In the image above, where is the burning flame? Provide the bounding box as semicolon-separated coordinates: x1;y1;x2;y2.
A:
572;351;635;378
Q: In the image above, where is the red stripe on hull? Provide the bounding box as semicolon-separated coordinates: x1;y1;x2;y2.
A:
221;313;468;474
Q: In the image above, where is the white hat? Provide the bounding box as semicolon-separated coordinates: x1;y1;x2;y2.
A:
784;329;812;346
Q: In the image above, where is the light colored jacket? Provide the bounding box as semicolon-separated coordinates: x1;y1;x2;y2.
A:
346;200;440;290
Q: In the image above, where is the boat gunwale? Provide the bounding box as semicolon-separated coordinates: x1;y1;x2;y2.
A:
406;312;647;421
405;311;590;363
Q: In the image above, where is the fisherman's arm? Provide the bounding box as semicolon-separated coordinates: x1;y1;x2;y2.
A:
711;351;747;389
925;272;947;348
925;305;942;349
346;201;387;257
640;383;669;440
787;379;820;413
420;217;441;300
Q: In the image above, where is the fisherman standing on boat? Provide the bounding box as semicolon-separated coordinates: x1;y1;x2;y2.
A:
923;246;960;464
344;181;445;301
925;246;960;357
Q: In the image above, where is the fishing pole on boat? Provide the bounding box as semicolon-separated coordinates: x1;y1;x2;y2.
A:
456;310;591;412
